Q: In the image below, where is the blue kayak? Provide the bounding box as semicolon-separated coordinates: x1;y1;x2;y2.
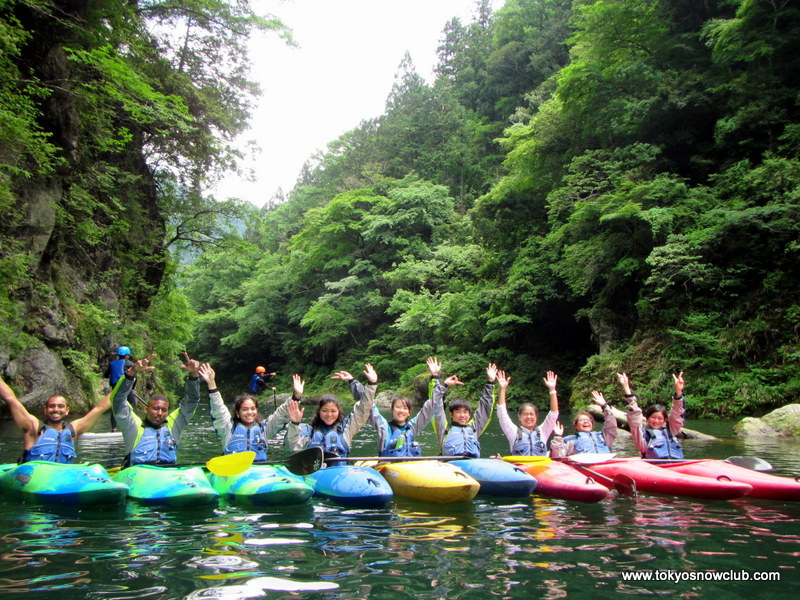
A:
0;461;128;507
306;465;393;508
208;465;314;508
112;465;219;508
450;458;538;497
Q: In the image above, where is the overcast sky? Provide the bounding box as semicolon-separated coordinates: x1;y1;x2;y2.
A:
211;0;504;207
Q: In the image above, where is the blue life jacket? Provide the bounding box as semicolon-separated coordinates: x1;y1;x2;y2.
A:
248;374;265;394
109;358;127;386
442;424;481;458
564;431;610;454
129;424;178;465
308;426;349;458
382;421;421;457
226;422;268;461
511;427;548;456
22;423;77;464
643;428;683;459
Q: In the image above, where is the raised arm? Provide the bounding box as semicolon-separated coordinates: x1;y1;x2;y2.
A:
618;372;646;455
592;390;617;448
200;363;232;447
0;375;39;438
340;363;378;446
495;369;519;447
668;371;686;436
71;393;112;437
263;374;305;439
473;363;498;435
539;371;560;440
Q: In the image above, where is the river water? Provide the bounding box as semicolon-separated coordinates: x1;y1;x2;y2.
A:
1;405;798;600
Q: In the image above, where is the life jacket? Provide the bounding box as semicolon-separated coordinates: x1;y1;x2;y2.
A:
248;374;265;394
308;426;349;458
128;423;178;466
109;358;127;386
22;423;77;464
442;423;481;458
226;421;268;461
564;431;610;454
643;428;683;459
511;427;548;456
382;421;421;457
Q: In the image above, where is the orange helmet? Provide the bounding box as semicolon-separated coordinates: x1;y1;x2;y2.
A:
255;366;266;373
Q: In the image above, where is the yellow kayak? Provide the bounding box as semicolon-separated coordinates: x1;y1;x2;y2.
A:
374;460;480;504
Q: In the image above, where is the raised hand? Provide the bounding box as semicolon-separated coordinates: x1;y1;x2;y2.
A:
292;374;304;398
554;421;564;436
426;356;442;377
127;353;157;376
486;363;498;383
444;375;464;387
591;390;607;407
331;370;353;381
180;352;200;377
288;399;304;424
543;371;558;391
198;363;216;388
496;370;511;390
363;363;378;384
616;372;632;395
673;371;685;396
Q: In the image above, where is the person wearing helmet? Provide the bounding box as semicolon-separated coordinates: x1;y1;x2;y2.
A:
105;345;137;431
248;366;276;395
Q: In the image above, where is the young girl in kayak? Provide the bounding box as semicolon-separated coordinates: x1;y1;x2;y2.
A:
369;356;455;457
200;363;303;461
620;371;685;459
432;362;496;458
286;364;377;459
550;391;617;456
496;370;559;456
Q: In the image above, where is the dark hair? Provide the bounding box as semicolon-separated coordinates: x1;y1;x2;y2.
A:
310;394;343;428
573;410;595;429
149;394;169;406
45;395;67;408
448;398;472;414
517;402;539;419
232;394;262;426
645;404;667;420
391;397;412;412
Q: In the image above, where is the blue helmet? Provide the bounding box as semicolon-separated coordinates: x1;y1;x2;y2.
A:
117;346;131;357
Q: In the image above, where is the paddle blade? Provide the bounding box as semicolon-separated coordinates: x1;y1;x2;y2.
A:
726;456;773;471
567;452;616;464
612;474;638;499
284;447;324;476
501;455;552;466
206;451;256;476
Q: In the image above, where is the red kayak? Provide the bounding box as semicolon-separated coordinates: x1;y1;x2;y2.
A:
589;458;752;500
517;461;609;504
657;460;800;502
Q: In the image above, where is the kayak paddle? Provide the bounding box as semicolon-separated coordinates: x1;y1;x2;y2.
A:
325;454;469;463
258;447;324;476
725;456;773;471
108;448;322;477
559;458;637;498
206;451;256;476
645;456;773;471
501;455;552;466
